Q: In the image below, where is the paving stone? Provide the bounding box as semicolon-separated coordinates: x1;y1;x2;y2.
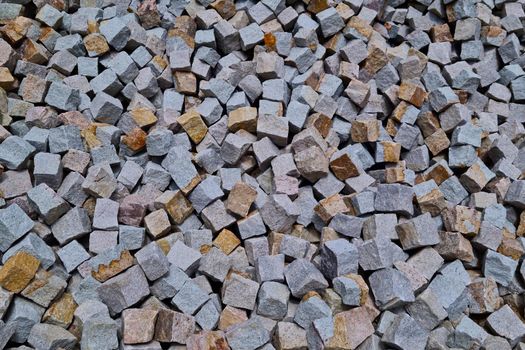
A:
257;281;290;320
135;241;170;281
260;194;299;233
325;307;374;349
57;240;90;273
225;318;270;350
99;17;130;51
0;1;525;347
167;240;202;275
284;258;328;298
320;238;359;280
374;183;414;216
44;82;80;111
0;136;36;170
80;315;118;350
5;297;45;343
483;250;518;287
122;308;158;344
171;279;210;315
222;273;259;310
382;314;430;350
395;213;440;250
97;265;150;314
0;203;34;252
51;207;91;245
0;251;40;293
368;268;415;310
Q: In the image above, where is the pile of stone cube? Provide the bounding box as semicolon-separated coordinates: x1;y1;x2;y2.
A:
0;0;524;348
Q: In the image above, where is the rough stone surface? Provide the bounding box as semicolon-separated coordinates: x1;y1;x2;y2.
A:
0;1;524;349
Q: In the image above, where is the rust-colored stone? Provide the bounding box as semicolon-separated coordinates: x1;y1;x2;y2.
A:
178;110;208;144
345;17;373;40
165;190;194;224
0;68;16;91
43;292;77;328
22;39;50;64
211;0;236;19
226;182;257;218
325;307;374;349
431;23;453;42
307;0;329;13
398;81;427;108
314;194;350;223
218;305;247;331
173;15;196;37
91;249;134;282
167;29;195;50
351;119;380;143
416;111;440;137
187;330;230;350
137;0;161;29
213;229;241;255
498;237;525;260
330;153;360;180
1;17;33;44
228;107;257;133
0;251;40;293
122;127;147;151
381;141;401;162
131;108;158;128
83;33;109;56
442;206;482;237
264;32;276;51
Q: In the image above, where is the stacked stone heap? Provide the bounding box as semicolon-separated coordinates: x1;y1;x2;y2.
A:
0;0;525;348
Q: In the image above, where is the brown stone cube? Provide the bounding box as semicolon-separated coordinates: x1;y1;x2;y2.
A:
498;237;524;260
442;205;482;237
330;152;360;180
378;141;401;162
174;71;197;94
165;190;194;224
228;107;257;133
218;305;247;331
416;111;441;138
91;249;134;282
431;23;453;42
226;182;257;217
83;33;109;57
435;231;474;262
123;308;158;344
42;292;77;328
178;110;207;144
425;129;450;156
144;209;172;238
314;194;349;223
398;81;426;108
0;68;16;91
122;127;147;152
0;251;40;293
351;119;380;143
131;108;158;128
213;229;241;255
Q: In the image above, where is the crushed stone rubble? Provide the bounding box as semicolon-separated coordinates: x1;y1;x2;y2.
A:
0;0;524;349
